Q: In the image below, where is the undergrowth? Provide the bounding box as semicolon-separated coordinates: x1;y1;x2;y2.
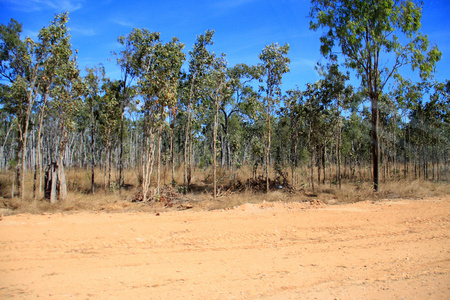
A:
0;166;448;216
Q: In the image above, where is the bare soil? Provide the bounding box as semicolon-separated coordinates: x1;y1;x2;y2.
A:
1;196;449;299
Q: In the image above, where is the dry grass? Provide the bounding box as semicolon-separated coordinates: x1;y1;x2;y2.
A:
0;166;448;216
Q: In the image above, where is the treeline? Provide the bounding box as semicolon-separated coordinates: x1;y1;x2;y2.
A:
0;7;448;202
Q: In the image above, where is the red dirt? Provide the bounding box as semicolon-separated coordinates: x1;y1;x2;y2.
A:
1;197;449;299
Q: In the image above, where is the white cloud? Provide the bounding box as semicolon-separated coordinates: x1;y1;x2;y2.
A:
70;27;95;36
112;19;134;28
3;0;83;12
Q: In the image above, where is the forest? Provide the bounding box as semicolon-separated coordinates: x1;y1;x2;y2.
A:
0;1;448;210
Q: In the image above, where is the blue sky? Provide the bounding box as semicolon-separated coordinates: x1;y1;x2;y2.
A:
0;0;449;93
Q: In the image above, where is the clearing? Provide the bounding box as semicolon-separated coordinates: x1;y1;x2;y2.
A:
1;197;449;299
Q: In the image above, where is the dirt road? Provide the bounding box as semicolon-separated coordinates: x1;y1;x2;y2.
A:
1;197;449;299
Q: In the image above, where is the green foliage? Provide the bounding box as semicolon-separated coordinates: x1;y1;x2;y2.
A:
309;0;441;96
258;42;290;115
0;9;448;200
0;19;27;83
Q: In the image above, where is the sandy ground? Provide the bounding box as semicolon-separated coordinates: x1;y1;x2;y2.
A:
0;197;449;299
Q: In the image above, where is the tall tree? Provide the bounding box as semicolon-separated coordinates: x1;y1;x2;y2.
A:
316;63;353;188
224;64;260;168
50;47;82;202
310;0;441;191
0;19;35;200
115;29;143;194
153;38;185;194
33;13;77;200
206;53;231;200
84;64;105;194
258;43;290;193
137;32;185;199
183;30;215;193
97;79;121;191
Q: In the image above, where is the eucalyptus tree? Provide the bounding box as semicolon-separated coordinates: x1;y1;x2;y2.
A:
155;38;185;194
32;13;76;200
50;47;82;202
224;63;260;168
258;43;290;192
97;79;121;191
316;63;353;187
377;93;401;182
138;34;185;197
0;109;14;172
119;29;161;200
391;78;423;179
0;19;34;199
0;12;77;201
84;64;105;194
206;53;231;200
183;30;215;192
309;0;441;191
431;81;450;180
280;88;305;187
406;81;449;180
301;81;334;190
341;111;370;181
115;28;144;194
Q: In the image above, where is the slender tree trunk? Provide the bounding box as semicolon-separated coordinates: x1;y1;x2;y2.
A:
291;129;298;188
33;128;38;203
118;104;124;194
142;121;156;202
322;146;326;185
337;99;342;189
266;105;271;193
317;148;321;186
169;111;175;186
108;146;112;191
0;122;13;173
310;149;315;192
58;154;67;201
50;162;57;204
213;99;218;200
371;93;380;192
393;117;397;181
157;119;162;194
184;106;191;194
90;104;95;194
33;109;43;203
184;77;195;194
104;150;107;193
329;145;333;187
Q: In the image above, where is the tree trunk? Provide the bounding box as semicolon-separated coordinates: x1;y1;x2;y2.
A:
108;146;112;191
118;104;124;194
184;106;191;194
170;111;175;186
322;146;326;185
157;119;162;194
184;77;195;194
317;149;321;186
310;148;315;192
213;100;218;200
371;94;380;192
33;129;38;203
104;150;107;193
90;104;95;194
50;162;58;204
58;155;67;201
266;111;271;193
